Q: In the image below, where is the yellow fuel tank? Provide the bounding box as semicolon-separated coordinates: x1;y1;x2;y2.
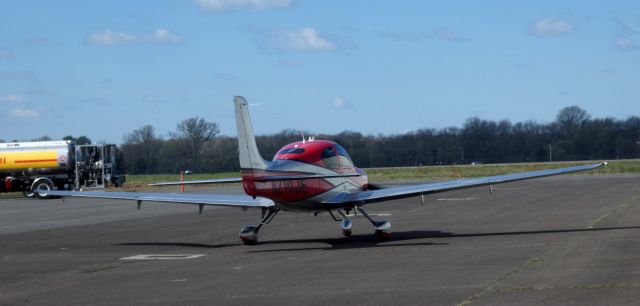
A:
0;141;72;175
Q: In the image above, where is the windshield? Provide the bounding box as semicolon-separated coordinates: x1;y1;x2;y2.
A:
277;147;305;155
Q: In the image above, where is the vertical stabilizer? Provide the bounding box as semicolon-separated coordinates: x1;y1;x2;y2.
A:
235;96;269;170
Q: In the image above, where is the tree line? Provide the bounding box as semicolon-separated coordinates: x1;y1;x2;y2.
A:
117;106;640;174
7;106;638;174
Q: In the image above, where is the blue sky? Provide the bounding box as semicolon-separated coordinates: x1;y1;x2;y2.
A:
1;0;639;144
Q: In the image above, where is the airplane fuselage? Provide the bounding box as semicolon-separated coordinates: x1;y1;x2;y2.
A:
241;140;368;211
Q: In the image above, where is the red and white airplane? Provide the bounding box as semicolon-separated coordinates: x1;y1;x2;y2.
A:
46;96;605;245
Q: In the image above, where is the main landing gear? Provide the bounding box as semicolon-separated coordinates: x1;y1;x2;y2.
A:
239;207;279;245
337;206;391;240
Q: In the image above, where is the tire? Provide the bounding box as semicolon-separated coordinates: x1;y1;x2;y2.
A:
23;190;35;198
34;180;54;199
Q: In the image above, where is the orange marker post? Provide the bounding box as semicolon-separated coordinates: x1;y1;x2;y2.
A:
180;171;184;193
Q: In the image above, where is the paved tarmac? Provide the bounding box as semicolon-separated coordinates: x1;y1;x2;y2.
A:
1;174;640;305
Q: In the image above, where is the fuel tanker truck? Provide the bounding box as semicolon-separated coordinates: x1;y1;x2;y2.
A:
0;140;125;198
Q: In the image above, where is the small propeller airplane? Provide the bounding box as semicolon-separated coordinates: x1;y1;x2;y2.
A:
44;96;605;245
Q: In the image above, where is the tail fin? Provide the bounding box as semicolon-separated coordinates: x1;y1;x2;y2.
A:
235;96;269;170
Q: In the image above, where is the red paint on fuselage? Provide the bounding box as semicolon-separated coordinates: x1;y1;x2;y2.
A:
241;140;368;204
275;140;358;174
241;169;337;202
275;140;336;163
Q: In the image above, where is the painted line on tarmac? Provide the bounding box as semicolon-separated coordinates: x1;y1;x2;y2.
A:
347;213;393;217
436;197;476;201
120;254;206;260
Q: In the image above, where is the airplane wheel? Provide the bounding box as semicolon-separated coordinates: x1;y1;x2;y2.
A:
374;230;391;240
239;226;258;245
240;236;258;245
342;229;352;237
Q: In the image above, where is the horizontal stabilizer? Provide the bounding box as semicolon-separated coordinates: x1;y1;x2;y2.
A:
253;173;362;182
150;173;363;186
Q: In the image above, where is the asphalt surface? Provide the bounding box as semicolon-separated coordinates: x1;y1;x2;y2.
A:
1;174;640;305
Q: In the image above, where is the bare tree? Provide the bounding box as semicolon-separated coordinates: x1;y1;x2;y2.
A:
125;125;157;145
123;125;160;173
556;105;591;137
171;117;219;171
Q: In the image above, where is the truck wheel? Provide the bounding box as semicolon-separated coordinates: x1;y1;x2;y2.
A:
23;190;36;198
34;180;54;199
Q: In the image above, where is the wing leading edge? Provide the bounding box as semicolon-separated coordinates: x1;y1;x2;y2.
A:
149;173;363;186
46;190;274;209
323;162;605;205
150;178;243;186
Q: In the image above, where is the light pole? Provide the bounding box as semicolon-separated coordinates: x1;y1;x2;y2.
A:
548;144;552;162
459;146;464;162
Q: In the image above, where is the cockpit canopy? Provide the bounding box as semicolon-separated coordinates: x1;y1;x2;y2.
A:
273;140;354;170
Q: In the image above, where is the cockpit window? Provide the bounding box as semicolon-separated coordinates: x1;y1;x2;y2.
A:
334;144;350;158
277;148;305;155
320;147;336;159
320;147;339;169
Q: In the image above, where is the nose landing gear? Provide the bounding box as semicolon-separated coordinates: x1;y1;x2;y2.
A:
337;210;353;237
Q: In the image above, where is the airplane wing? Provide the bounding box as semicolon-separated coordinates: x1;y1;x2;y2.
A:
323;162;605;205
149;173;362;186
46;190;274;209
150;178;243;186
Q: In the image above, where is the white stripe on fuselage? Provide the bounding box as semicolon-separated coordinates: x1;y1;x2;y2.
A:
268;159;339;175
265;159;364;212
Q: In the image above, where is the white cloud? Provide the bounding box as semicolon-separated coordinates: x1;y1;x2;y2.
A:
87;30;136;45
376;30;431;43
432;27;469;42
277;58;301;67
87;29;183;45
10;108;39;119
613;18;639;36
0;71;56;96
615;37;637;51
149;29;183;44
531;19;574;37
0;48;13;59
193;0;292;11
247;26;347;53
24;37;57;47
332;97;351;109
0;94;28;103
281;28;336;52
